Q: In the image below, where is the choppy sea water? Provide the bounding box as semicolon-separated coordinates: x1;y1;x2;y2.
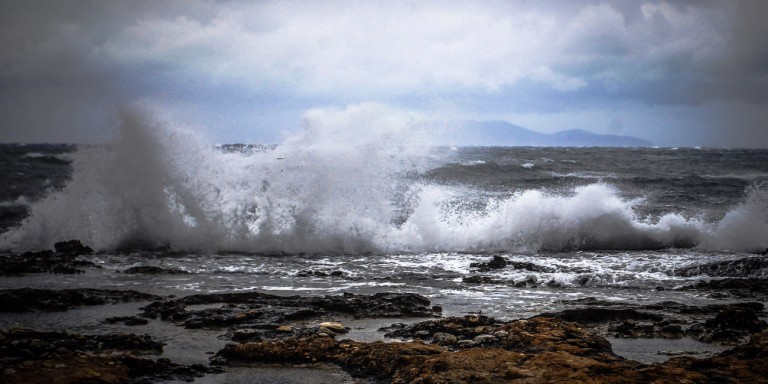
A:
1;111;767;369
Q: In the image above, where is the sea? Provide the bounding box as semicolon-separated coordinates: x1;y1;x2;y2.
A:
1;112;767;368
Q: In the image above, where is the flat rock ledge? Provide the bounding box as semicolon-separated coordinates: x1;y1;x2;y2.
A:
0;288;161;312
0;328;221;384
216;316;768;384
140;291;440;332
0;240;96;276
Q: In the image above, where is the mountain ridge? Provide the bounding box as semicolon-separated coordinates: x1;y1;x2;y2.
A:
448;120;652;147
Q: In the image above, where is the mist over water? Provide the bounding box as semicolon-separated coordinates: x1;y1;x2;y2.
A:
1;105;767;254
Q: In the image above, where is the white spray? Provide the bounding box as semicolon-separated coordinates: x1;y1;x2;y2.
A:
1;104;766;253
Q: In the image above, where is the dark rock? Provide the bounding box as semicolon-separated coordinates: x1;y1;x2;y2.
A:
675;257;768;278
0;328;222;384
215;317;621;382
123;266;189;275
0;288;161;312
538;308;664;324
103;316;150;326
141;291;437;333
508;260;556;273
385;314;499;342
674;257;768;278
706;307;767;333
296;269;327;277
549;298;768;341
0;251;96;276
470;255;507;271
53;240;94;255
432;332;458;345
215;316;768;384
682;278;768;298
689;306;768;344
296;269;343;278
561;297;626;306
462;275;500;284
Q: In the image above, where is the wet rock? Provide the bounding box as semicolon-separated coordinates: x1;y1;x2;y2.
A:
103;316;150;326
296;269;328;277
0;328;221;384
689;306;768;344
538;308;664;325
0;240;97;276
473;334;496;344
296;269;345;278
674;257;768;278
215;316;768;384
682;278;768;298
554;297;768;341
462;275;501;284
1;328;163;357
0;251;96;276
386;315;499;341
232;329;265;342
470;255;508;271
706;306;767;333
432;332;458;345
319;322;347;333
0;288;161;312
636;330;768;384
508;261;556;273
123;265;189;275
215;317;621;382
141;291;436;337
53;240;94;255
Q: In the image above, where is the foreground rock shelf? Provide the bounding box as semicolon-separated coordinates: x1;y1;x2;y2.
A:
0;328;221;384
1;284;767;383
216;316;768;383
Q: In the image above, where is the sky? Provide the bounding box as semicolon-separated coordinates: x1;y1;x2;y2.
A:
1;0;767;147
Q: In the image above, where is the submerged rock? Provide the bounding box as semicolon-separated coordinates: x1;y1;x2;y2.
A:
682;278;768;298
103;316;150;326
123;265;189;275
0;251;96;275
674;257;768;278
470;255;508;271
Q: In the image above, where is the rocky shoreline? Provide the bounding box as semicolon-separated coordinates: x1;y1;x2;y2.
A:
1;245;767;383
1;284;766;383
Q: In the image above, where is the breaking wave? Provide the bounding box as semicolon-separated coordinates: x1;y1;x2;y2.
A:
1;105;766;254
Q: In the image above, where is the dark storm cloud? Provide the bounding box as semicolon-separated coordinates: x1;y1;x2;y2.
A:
0;1;116;142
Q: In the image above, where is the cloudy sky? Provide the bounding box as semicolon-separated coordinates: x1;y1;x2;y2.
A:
1;0;767;147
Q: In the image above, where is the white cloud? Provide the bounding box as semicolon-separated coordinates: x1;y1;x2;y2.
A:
94;0;738;103
2;0;766;146
102;1;588;96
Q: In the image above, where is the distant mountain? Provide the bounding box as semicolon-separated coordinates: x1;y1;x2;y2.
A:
447;121;652;147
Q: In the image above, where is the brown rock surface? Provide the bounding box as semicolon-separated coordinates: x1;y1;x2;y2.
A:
0;328;221;384
217;317;768;384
